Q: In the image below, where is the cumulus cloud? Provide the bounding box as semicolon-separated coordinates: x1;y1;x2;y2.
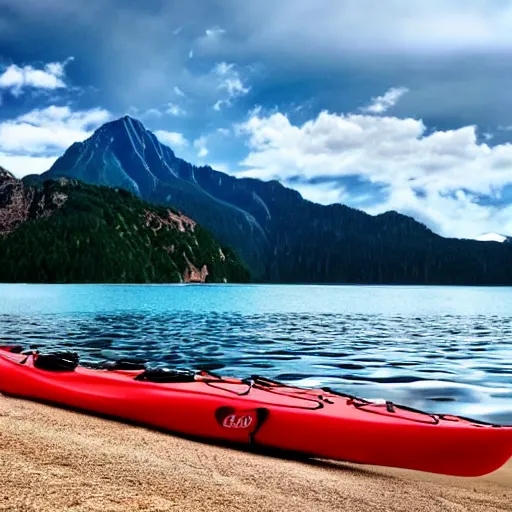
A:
166;103;186;116
361;87;409;114
194;136;208;158
362;184;512;242
237;105;512;238
214;62;249;95
0;105;111;177
154;130;188;148
0;152;58;176
1;105;110;153
211;62;249;110
0;57;73;96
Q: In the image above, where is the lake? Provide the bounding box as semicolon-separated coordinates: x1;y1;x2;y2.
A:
1;283;511;425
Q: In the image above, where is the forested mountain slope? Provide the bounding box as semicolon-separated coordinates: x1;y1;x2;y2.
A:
0;169;249;283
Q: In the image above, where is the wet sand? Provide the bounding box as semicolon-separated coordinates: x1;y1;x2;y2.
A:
1;394;511;512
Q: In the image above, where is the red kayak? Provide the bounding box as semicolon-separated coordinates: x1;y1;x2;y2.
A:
1;345;511;477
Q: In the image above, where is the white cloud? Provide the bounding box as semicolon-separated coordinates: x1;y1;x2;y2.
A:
139;102;186;118
0;105;111;177
0;57;73;96
0;153;59;178
292;181;346;205
237;104;512;238
228;1;512;58
194;136;208;158
174;86;186;97
213;100;224;111
154;130;188;148
211;62;250;110
143;108;163;118
205;26;226;39
364;185;512;241
0;106;111;154
166;103;186;116
209;162;231;174
362;87;409;114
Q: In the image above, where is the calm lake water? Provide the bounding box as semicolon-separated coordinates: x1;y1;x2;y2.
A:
1;284;511;425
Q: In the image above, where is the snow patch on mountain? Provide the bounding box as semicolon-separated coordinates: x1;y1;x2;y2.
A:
475;233;508;243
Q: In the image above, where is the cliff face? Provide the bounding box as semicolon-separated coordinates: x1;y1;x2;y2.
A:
144;209;197;234
183;260;209;283
0;167;28;236
25;116;512;285
0;172;250;284
0;168;67;236
143;209;208;282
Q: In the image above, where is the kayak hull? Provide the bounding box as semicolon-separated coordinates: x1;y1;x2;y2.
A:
1;347;511;477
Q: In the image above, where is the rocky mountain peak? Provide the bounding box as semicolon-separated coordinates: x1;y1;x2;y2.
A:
0;169;68;237
44;115;179;198
0;166;17;183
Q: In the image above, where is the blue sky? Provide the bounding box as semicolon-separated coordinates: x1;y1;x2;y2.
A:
1;0;512;239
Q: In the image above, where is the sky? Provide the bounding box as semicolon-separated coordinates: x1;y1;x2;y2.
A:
1;0;512;239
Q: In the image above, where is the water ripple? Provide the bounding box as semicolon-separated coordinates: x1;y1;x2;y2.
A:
1;310;512;424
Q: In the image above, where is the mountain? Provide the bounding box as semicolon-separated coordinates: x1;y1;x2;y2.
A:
26;116;512;285
0;170;250;284
26;116;270;279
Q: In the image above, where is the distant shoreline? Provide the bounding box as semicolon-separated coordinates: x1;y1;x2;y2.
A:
2;281;512;288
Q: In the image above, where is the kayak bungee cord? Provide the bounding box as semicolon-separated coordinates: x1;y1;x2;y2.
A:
201;373;325;410
199;371;444;421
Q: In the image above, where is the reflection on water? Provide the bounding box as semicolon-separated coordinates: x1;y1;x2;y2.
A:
2;303;512;425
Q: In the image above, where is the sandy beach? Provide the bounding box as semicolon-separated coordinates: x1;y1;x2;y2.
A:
1;394;511;512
